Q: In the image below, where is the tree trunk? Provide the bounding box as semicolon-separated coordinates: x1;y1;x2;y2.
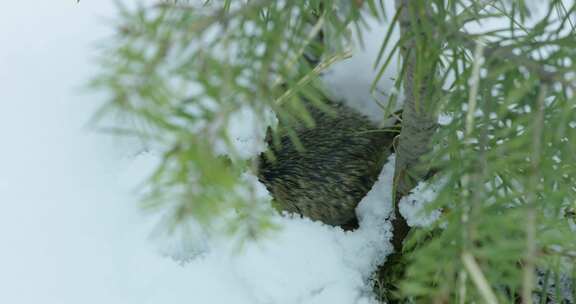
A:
377;0;440;300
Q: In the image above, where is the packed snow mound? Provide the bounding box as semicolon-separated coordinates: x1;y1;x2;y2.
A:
134;153;397;304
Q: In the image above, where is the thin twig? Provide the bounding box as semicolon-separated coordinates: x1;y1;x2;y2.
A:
155;0;272;33
459;270;468;304
459;40;487;304
465;41;486;137
521;84;548;304
453;31;576;92
274;50;353;105
453;0;499;25
462;252;499;304
540;246;576;260
272;14;326;87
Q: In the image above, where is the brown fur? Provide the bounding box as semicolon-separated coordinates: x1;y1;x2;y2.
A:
257;100;396;227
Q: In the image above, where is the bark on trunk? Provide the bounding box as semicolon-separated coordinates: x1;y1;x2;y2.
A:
377;0;440;301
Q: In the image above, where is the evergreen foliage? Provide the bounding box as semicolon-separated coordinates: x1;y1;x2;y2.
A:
91;0;576;302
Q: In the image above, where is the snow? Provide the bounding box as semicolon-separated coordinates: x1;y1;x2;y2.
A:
0;2;402;304
216;105;277;160
322;0;401;125
399;181;444;228
124;153;397;304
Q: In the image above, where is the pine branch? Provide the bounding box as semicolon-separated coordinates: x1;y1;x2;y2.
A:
452;30;576;92
274;50;353;105
521;84;547;304
154;0;272;32
459;41;487;302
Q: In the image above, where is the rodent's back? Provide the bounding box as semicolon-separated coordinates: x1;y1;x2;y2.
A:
257;100;395;227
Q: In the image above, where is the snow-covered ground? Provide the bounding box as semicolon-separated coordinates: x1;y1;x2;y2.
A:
0;2;407;304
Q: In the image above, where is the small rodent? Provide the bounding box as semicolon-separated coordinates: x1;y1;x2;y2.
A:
257;99;396;228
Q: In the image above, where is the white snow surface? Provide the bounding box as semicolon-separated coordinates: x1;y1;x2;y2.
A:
138;153;396;304
0;2;402;304
322;0;401;125
399;181;443;228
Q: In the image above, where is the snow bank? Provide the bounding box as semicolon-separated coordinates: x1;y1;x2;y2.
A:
121;151;396;304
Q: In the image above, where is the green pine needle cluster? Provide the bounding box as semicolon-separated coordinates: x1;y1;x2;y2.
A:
389;1;576;302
